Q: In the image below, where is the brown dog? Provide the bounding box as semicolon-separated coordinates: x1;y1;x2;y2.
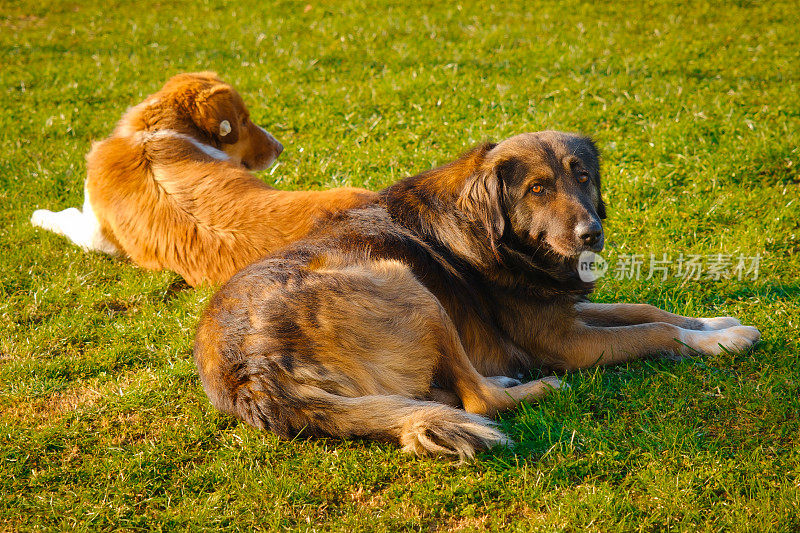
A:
31;72;377;286
193;131;760;458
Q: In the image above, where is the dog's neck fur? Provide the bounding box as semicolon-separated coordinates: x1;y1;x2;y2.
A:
113;96;221;151
381;145;594;298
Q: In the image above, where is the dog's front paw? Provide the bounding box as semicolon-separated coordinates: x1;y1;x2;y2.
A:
714;325;761;354
698;316;742;330
684;326;760;356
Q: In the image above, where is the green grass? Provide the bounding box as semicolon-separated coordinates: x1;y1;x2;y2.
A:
2;0;799;530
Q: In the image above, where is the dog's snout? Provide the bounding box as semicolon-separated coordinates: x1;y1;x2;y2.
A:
256;125;284;157
576;219;603;249
263;128;283;156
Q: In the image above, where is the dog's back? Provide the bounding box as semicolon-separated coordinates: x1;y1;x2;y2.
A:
86;128;374;285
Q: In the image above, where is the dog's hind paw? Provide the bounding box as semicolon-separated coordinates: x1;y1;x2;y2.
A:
31;209;55;229
540;375;569;390
486;375;521;388
31;207;83;235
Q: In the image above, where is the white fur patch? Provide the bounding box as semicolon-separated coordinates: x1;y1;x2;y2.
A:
135;129;230;161
31;188;119;255
186;136;229;161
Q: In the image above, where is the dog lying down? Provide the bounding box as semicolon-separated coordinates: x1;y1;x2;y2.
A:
31;72;377;286
193;131;760;459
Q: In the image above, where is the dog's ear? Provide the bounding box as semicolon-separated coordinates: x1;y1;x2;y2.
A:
596;184;607;219
190;85;241;145
578;136;606;219
458;143;508;258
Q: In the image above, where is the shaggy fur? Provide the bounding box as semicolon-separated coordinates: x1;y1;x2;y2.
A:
31;72;377;286
194;131;760;458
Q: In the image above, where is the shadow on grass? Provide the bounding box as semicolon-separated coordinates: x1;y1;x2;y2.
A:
161;277;192;303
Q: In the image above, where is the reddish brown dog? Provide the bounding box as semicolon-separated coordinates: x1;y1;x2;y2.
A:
194;131;760;458
31;72;376;286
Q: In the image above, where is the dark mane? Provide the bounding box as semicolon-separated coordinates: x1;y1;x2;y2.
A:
379;147;594;299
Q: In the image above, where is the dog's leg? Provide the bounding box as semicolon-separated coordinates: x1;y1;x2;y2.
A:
445;356;563;418
427;387;462;408
433;314;565;417
576;302;741;330
427;376;521;408
539;320;760;370
31;190;119;255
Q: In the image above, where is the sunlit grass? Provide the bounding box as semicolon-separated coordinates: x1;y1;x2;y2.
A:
1;0;798;529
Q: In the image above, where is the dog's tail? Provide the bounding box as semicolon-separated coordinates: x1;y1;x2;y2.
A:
195;309;510;459
196;357;507;459
395;400;511;458
245;385;509;459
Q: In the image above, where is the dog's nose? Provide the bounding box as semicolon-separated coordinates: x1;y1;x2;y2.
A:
576;219;603;248
274;139;284;155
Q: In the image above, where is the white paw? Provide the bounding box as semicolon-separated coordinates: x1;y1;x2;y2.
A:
31;209;55;229
699;316;742;331
486;375;521;388
687;326;761;356
31;207;82;235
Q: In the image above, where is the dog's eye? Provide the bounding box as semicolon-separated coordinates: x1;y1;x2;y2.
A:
529;184;544;195
577;172;589;183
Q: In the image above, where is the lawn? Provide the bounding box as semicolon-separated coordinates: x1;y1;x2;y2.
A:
2;0;799;530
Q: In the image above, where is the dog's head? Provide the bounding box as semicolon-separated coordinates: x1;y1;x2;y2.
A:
121;72;283;171
460;131;605;262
